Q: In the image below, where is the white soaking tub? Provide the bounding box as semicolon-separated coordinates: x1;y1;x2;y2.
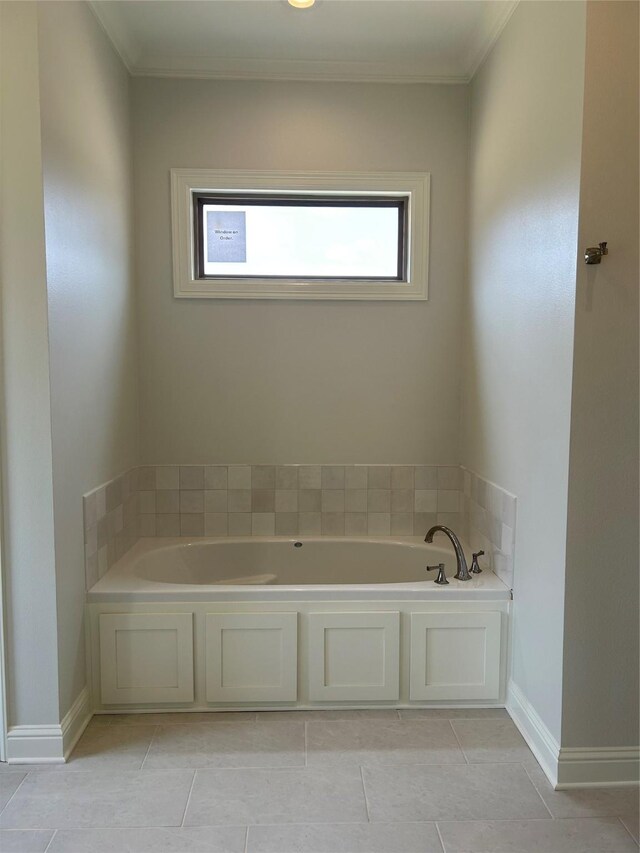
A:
87;537;510;712
87;536;510;602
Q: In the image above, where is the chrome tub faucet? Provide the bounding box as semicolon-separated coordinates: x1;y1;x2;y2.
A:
425;525;472;581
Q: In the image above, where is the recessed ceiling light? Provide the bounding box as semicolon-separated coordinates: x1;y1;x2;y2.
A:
288;0;315;8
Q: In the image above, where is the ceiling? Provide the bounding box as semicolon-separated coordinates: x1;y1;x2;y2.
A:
90;0;518;84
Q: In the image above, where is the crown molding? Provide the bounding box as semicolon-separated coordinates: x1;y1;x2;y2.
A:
88;1;140;73
131;55;469;84
88;0;518;85
465;0;520;80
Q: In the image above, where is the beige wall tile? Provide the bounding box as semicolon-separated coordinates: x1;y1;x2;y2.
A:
414;466;438;489
181;514;204;536
322;466;345;489
391;513;414;535
205;490;228;513
275;513;298;535
252;465;275;489
228;490;251;513
299;490;321;512
252;490;275;512
322;512;345;535
156;490;179;514
228;465;251;490
138;466;156;490
252;512;275;535
156;466;179;490
438;490;460;512
275;490;298;512
139;490;156;514
368;466;390;489
368;489;390;512
204;466;227;490
228;513;251;535
299;512;321;535
414;513;437;536
322;490;345;512
438;465;462;490
139;515;156;537
345;513;367;536
180;465;204;490
299;465;321;489
156;514;180;536
415;490;437;512
391;466;414;490
368;513;391;535
276;466;298;490
345;489;367;512
205;513;228;536
391;490;413;513
345;466;368;490
180;490;204;514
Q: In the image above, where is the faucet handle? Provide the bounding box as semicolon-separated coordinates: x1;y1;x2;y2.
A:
470;550;485;574
426;563;449;585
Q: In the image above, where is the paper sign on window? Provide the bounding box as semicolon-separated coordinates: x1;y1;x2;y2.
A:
206;211;247;263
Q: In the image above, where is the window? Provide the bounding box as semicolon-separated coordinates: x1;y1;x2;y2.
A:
171;170;429;300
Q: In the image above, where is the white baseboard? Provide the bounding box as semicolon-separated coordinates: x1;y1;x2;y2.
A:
507;679;560;787
556;746;640;789
6;686;91;764
507;680;639;789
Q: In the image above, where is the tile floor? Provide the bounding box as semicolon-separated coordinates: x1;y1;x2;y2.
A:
0;709;637;852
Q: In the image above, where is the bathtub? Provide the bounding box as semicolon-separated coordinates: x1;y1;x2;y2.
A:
88;536;511;602
87;537;510;712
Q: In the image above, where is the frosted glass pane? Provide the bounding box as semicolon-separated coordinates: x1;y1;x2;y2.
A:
202;203;401;278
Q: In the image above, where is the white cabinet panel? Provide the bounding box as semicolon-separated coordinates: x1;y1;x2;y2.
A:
99;613;194;704
410;612;501;701
206;612;298;702
308;612;400;701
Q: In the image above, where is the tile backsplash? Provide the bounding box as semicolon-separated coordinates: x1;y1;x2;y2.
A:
83;468;138;589
460;468;517;589
84;463;516;590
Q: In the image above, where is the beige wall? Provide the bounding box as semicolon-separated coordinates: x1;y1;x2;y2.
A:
462;1;587;742
132;79;468;465
37;2;139;717
0;2;60;727
562;0;639;748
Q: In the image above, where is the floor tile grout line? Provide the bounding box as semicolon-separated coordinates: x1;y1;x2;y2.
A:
359;765;372;823
304;720;308;767
434;820;447;853
0;771;30;817
42;828;58;853
179;769;198;828
617;815;640;846
521;761;555;819
243;825;250;853
138;725;160;771
447;719;468;764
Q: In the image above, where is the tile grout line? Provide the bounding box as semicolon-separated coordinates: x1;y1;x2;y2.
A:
179;770;198;828
434;821;447;853
447;719;468;764
243;825;250;853
521;762;555;819
359;766;372;823
617;815;640;846
304;720;308;768
42;828;58;853
0;771;30;817
139;725;160;770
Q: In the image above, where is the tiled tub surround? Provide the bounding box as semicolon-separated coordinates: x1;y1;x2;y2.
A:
461;468;517;589
83;469;138;589
84;464;517;590
136;463;463;540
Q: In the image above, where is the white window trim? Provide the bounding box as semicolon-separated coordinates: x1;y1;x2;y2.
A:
170;169;430;300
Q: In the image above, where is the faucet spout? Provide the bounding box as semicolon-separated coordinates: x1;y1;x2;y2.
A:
425;525;471;581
